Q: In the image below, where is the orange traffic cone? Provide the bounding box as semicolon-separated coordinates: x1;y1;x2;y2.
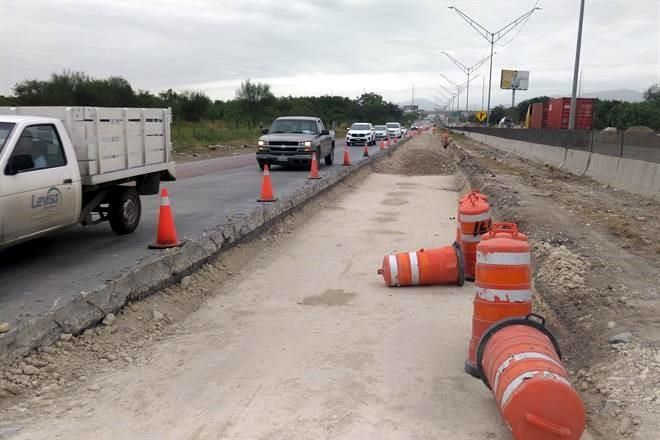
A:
308;152;321;179
257;164;277;202
362;144;370;157
342;147;352;166
380;140;385;150
149;188;184;249
386;137;391;147
394;136;398;145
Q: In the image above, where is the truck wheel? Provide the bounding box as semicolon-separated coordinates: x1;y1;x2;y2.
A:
325;145;334;166
109;187;141;235
258;161;265;171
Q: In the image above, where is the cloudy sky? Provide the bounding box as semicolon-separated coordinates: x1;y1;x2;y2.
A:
1;0;659;108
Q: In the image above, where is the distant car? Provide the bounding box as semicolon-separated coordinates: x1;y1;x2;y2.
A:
386;122;402;138
346;122;375;146
374;125;389;141
257;116;335;170
498;117;514;128
410;125;419;132
401;127;408;136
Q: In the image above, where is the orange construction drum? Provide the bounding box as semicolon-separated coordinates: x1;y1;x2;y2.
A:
465;222;531;378
457;190;492;281
477;314;586;440
378;242;465;287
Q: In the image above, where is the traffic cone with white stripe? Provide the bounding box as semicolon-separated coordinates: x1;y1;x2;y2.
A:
149;188;184;249
465;222;532;378
342;146;352;166
362;144;370;157
380;140;385;150
257;164;277;202
477;314;585;440
308;152;321;179
377;242;464;287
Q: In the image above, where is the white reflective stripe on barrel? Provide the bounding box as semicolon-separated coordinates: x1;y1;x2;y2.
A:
459;211;491;222
409;252;420;285
501;371;571;409
475;287;532;302
388;255;399;286
477;251;530;265
493;352;564;393
160;197;170;206
460;234;482;243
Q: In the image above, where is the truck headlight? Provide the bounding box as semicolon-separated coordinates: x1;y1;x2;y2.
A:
304;141;311;147
258;140;265;146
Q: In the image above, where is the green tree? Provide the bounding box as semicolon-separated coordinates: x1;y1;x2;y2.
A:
643;83;660;103
489;105;506;125
236;79;275;128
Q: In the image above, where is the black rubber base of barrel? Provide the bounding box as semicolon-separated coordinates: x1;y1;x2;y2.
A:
464;359;481;379
465;276;475;282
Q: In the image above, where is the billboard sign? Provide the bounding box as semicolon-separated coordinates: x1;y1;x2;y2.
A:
500;70;529;90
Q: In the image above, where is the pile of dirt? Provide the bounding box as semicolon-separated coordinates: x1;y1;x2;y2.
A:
534;241;590;294
373;135;456;175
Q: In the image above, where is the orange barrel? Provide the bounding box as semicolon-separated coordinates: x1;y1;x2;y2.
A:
465;222;531;378
457;191;492;281
455;190;489;242
378;242;464;287
477;314;586;440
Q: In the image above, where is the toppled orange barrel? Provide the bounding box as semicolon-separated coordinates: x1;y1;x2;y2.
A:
378;242;465;287
457;191;492;281
477;314;586;440
465;222;531;378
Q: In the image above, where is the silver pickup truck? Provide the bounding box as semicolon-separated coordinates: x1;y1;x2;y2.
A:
256;116;335;170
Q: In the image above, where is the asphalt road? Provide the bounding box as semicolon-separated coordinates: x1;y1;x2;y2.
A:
0;139;388;329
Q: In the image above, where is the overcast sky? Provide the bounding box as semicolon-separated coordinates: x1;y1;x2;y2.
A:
1;0;659;108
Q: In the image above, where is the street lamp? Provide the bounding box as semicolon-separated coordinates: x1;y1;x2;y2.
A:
448;5;541;125
568;0;586;130
441;51;495;116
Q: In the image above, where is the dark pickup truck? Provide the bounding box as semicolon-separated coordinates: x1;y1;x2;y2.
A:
256;116;335;170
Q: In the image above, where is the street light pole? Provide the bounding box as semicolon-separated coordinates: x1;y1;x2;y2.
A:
448;5;541;125
441;51;494;118
568;0;585;130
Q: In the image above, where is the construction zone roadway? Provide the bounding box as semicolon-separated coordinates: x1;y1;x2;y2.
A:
0;132;517;439
2;130;657;439
0;139;387;357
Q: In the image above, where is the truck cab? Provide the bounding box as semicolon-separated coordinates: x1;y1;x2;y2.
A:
256;116;335;169
0;116;82;246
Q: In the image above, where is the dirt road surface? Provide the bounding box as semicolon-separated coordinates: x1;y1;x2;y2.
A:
1;135;512;439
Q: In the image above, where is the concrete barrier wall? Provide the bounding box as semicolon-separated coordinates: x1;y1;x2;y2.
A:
460;131;659;200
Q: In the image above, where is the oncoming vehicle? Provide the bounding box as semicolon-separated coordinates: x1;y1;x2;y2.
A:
0;106;176;249
386;122;402;138
374;125;389;141
346;122;375;146
401;126;408;137
498;117;514;128
256;116;335;169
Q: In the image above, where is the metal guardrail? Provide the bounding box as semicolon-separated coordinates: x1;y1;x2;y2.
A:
457;127;660;164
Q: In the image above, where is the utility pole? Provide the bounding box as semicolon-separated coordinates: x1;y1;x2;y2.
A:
440;74;460;112
441;51;494;117
412;83;415;106
569;0;585;129
482;76;485;111
448;5;541;125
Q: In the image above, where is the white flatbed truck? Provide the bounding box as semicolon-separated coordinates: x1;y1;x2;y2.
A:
0;106;176;248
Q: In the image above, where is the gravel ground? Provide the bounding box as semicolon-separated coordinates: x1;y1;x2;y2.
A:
453;133;660;440
372;134;456;175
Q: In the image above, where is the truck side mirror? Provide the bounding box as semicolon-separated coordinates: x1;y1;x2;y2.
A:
320;129;330;135
261;128;269;134
5;154;35;175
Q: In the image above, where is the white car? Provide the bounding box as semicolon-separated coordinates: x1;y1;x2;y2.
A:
386;122;402;138
346;122;375;146
401;127;408;136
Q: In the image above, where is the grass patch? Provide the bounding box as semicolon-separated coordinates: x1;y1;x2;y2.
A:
171;121;260;153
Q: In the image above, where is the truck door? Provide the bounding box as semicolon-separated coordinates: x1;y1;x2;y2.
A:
0;124;77;243
317;120;329;153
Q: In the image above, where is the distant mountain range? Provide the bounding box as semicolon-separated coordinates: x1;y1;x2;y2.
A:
578;89;643;102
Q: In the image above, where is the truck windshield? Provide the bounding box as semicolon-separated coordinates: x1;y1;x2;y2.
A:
351;124;371;131
386;123;400;129
375;125;386;130
270;119;318;135
0;122;15;153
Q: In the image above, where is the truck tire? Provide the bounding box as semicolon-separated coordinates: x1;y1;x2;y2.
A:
258;161;265;171
325;145;334;166
109;187;141;235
